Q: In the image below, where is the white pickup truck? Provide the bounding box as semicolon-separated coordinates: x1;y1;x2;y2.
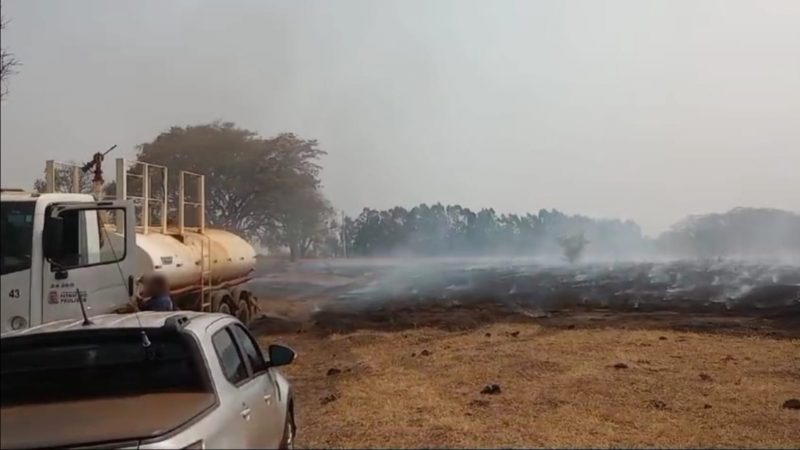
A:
0;311;297;449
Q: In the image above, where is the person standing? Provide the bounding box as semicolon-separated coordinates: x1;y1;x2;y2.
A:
140;273;175;311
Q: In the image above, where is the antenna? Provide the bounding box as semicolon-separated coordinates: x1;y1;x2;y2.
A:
76;288;93;326
141;330;152;348
98;219;153;349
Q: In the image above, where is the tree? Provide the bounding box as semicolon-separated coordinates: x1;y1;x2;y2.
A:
268;188;333;261
136;122;328;254
1;8;20;100
558;232;589;264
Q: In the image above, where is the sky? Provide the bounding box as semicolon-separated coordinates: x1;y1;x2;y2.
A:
1;0;798;236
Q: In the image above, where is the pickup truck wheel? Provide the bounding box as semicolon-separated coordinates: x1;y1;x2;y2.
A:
279;408;295;449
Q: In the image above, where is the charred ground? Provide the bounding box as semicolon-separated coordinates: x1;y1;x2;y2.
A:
251;257;800;448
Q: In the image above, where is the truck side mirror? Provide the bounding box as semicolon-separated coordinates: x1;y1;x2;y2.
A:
43;216;64;262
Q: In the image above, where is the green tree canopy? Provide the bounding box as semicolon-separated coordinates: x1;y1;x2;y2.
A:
136;122;331;256
137;122;325;235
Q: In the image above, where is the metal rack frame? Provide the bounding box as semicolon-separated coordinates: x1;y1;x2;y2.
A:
178;170;205;234
114;159;168;234
44;160;83;194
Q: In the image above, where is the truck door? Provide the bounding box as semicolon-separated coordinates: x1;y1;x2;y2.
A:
41;202;136;324
1;201;36;332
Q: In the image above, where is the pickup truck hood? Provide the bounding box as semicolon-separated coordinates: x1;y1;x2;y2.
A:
0;392;215;449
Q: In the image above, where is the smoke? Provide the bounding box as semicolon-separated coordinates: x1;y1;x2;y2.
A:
3;1;799;237
321;257;800;316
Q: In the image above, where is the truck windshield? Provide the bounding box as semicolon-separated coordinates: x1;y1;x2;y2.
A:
0;329;211;406
0;201;35;275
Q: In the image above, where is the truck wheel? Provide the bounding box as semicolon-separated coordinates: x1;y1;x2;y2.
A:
217;301;232;315
249;295;261;319
210;290;232;314
236;297;251;325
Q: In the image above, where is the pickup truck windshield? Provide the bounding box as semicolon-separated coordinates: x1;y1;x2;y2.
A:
0;201;35;275
0;329;210;406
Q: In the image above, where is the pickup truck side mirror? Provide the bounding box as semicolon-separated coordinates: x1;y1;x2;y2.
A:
43;216;64;262
267;344;297;367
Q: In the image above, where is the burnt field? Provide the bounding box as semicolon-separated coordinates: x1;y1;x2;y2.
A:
252;257;800;335
250;258;800;448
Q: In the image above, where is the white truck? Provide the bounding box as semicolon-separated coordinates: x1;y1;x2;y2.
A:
1;157;260;334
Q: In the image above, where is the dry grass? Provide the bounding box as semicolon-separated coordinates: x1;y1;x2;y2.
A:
264;321;800;448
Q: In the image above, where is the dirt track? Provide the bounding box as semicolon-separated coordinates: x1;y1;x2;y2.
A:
250;258;800;448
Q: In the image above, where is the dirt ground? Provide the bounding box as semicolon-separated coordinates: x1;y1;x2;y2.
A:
250;258;800;448
251;307;798;448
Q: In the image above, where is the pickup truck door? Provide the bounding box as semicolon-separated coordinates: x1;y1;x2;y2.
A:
210;326;256;448
40;202;135;324
230;324;284;448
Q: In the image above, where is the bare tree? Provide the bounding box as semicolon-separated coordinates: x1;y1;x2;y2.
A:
558;232;589;264
1;8;21;100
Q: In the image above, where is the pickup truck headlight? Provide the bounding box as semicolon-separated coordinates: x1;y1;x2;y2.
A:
183;440;204;449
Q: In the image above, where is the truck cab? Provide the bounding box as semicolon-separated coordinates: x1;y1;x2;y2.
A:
0;189;136;333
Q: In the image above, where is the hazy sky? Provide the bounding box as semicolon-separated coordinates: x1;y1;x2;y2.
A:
1;0;798;235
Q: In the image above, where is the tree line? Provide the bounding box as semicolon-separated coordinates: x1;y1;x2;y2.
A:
341;205;645;260
34;120;800;262
656;207;800;260
340;205;800;260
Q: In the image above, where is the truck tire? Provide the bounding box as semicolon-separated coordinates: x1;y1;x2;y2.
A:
229;287;250;325
209;290;229;313
212;290;235;316
236;294;252;325
217;301;232;315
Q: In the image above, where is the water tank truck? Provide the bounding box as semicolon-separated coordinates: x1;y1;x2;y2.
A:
0;155;259;333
